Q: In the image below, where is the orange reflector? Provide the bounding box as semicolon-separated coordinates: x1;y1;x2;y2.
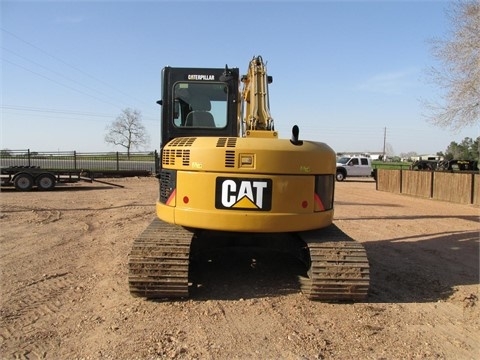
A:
314;193;325;211
166;189;176;205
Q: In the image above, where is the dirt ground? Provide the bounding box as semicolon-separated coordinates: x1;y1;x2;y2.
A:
0;177;478;359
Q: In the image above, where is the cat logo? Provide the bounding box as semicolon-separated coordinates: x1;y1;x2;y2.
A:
215;177;272;211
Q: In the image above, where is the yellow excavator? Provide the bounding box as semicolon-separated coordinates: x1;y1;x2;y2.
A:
128;56;369;301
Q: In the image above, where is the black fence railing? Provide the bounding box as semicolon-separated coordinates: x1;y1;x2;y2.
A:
0;149;159;174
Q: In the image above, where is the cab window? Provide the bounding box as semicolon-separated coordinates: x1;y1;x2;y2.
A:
173;82;228;128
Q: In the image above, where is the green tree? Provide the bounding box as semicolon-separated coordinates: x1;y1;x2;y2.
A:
444;136;479;161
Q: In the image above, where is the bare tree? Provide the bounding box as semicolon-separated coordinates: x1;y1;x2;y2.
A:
384;143;395;158
105;108;150;157
424;1;480;130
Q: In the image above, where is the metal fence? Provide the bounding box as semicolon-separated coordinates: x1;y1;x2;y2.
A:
0;149;159;174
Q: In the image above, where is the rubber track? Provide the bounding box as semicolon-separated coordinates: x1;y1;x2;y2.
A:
298;225;370;301
128;218;193;298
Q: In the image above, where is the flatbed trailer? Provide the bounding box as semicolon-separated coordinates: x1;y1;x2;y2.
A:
0;166;93;191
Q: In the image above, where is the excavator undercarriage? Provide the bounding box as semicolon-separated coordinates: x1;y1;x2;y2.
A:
128;218;369;301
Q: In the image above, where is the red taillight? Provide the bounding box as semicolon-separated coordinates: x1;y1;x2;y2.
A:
314;175;334;211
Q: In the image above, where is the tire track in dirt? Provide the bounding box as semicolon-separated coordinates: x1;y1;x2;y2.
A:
255;296;332;359
175;248;311;358
0;273;75;359
398;301;479;359
188;298;291;358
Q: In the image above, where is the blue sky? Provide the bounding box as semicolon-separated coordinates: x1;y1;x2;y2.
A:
1;0;478;155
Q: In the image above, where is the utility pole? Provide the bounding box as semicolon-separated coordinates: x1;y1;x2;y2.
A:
382;127;386;161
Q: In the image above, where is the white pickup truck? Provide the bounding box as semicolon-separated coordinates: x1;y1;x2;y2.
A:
336;156;376;181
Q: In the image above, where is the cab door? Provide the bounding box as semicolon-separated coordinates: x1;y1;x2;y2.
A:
347;158;362;176
358;158;371;176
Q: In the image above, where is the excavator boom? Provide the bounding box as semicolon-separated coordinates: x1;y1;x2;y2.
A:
241;56;276;136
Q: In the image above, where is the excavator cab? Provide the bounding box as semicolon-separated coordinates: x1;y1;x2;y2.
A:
159;67;240;147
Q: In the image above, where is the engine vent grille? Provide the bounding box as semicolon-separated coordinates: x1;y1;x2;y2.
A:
162;149;191;166
216;137;237;148
225;150;236;168
170;137;196;147
216;138;237;168
162;138;195;166
159;169;176;203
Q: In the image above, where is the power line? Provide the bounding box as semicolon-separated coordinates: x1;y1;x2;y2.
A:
2;47;136;110
1;105;113;118
1;27;152;108
2;57;126;109
1;105;158;122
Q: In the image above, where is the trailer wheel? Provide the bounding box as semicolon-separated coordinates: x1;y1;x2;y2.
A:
13;173;34;191
36;174;56;191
